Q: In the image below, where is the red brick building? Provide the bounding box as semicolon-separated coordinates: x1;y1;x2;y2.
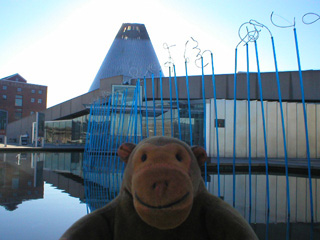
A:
0;74;47;124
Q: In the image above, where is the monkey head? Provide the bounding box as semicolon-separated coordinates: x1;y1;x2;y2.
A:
117;136;207;230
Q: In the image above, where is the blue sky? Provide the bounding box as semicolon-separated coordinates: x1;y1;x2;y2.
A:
0;0;319;107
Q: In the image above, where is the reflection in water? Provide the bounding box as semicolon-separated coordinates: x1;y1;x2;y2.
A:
0;152;86;240
0;152;319;239
83;157;320;239
0;152;85;211
0;153;44;211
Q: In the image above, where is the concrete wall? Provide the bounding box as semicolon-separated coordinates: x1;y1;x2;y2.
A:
207;99;320;159
138;70;320;101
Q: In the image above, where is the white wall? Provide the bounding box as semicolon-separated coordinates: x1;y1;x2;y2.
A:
207;99;320;159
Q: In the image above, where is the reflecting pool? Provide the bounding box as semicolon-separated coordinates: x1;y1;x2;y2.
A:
0;152;319;240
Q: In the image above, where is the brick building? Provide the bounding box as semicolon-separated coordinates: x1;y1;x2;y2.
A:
0;74;47;125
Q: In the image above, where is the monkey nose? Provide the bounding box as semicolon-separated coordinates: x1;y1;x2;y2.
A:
152;181;169;197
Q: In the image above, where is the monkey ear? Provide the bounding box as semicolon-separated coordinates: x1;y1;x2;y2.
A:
191;146;207;166
117;143;136;164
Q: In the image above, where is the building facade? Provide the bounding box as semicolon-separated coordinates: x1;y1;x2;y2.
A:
0;74;47;125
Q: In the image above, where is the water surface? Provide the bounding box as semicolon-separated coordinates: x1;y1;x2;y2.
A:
0;152;319;240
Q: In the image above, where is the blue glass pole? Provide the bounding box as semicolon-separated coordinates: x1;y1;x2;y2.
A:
201;57;207;185
103;98;112;172
185;61;193;145
102;98;112;170
111;93;119;197
246;43;252;223
233;48;238;208
271;36;291;219
138;80;143;141
115;91;127;191
159;71;165;136
211;53;220;197
293;27;314;223
134;82;139;143
98;98;108;170
254;40;270;214
169;67;174;137
107;94;116;163
107;94;116;200
173;65;182;140
125;87;136;142
144;77;149;138
152;74;157;136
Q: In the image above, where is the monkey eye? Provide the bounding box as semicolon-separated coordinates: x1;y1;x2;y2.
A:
175;154;182;162
141;154;147;162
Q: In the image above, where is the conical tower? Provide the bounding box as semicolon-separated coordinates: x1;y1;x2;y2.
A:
89;23;162;92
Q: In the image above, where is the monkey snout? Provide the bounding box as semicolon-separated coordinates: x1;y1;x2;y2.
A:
152;180;169;197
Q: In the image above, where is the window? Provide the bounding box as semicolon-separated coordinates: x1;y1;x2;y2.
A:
17;88;22;92
31;89;35;94
14;109;22;120
2;86;7;90
30;111;34;115
31;98;35;103
38;99;42;104
38;90;42;94
2;95;6;100
15;95;23;107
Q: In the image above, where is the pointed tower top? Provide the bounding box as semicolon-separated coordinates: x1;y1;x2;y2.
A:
88;23;162;92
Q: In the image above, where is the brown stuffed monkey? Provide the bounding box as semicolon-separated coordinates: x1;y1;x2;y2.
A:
60;136;258;240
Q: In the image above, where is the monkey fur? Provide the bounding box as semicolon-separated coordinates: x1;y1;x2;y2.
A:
60;136;258;240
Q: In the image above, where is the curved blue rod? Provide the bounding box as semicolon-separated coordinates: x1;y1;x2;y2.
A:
254;40;270;214
136;80;143;140
173;65;182;140
159;71;165;136
293;28;314;223
211;53;220;197
246;43;252;223
232;48;238;208
271;36;291;219
201;57;207;186
185;61;193;145
169;68;174;137
151;74;157;136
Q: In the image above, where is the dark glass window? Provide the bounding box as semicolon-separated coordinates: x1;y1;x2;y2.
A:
38;90;42;94
2;86;7;90
31;98;35;103
31;89;35;93
2;95;7;100
38;99;42;104
17;88;22;92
